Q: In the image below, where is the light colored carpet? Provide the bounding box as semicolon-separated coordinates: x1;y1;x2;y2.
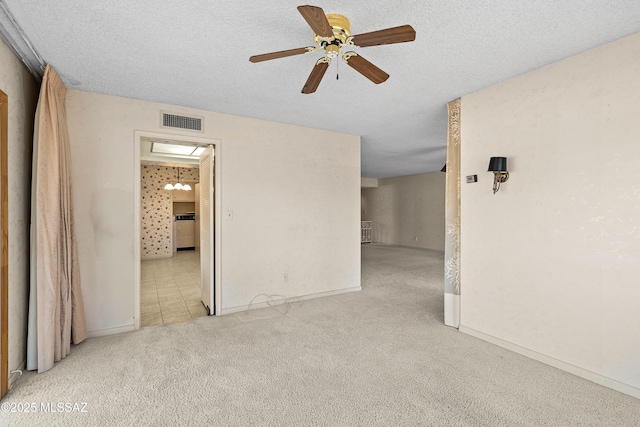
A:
2;245;638;426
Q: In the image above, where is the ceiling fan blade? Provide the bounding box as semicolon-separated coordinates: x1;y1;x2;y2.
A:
351;25;416;48
249;47;313;63
297;5;334;38
344;53;389;84
302;60;329;94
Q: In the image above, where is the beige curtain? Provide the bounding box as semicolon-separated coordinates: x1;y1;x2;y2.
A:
27;65;86;373
444;98;461;327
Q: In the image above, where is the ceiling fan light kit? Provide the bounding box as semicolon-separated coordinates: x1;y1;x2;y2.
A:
250;5;416;94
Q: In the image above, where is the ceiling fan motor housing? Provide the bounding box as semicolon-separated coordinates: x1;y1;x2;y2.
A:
314;14;351;48
250;5;416;94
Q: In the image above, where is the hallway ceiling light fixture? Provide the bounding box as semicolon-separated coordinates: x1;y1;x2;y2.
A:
164;167;192;191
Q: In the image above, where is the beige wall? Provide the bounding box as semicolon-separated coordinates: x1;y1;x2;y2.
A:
460;32;640;396
66;90;361;334
0;39;39;378
140;165;198;259
360;177;378;188
361;171;445;251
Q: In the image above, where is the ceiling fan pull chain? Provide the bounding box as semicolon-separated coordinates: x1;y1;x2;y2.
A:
336;58;339;80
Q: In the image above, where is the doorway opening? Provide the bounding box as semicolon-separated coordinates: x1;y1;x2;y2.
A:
133;131;220;330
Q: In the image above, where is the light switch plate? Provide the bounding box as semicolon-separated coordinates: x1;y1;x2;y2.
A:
226;210;233;220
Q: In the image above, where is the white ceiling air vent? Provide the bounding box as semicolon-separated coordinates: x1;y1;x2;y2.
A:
160;111;204;133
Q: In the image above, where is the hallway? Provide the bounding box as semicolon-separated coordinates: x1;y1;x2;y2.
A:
140;251;208;326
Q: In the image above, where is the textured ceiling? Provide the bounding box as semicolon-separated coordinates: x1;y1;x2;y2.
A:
5;1;640;178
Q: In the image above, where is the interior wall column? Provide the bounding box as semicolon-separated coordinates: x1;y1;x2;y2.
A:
444;98;461;327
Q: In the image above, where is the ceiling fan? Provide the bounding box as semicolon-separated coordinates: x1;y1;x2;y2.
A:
249;5;416;94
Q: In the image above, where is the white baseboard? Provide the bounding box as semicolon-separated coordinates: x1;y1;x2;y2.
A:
140;253;173;260
86;324;134;338
219;286;362;315
8;360;26;389
369;243;445;253
460;325;640;400
444;293;460;328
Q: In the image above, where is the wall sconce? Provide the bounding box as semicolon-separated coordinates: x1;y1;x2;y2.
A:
488;157;509;194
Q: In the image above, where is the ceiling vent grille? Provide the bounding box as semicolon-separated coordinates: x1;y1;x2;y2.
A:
160;111;204;132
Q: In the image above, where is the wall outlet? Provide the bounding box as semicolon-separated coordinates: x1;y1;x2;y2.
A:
283;273;288;283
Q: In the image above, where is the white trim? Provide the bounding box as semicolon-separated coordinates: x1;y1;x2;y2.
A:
393;245;444;253
213;142;222;315
0;0;45;79
368;243;444;253
444;293;460;328
86;324;134;339
460;325;640;400
134;130;222;331
8;360;25;388
219;286;362;315
140;253;173;261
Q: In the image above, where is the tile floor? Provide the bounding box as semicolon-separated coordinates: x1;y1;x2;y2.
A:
140;250;209;327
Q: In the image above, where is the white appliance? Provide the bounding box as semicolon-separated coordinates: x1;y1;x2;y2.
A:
174;213;196;250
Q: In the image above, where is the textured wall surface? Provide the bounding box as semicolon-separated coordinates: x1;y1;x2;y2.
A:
66;90;361;333
361;171;445;251
460;32;640;394
140;165;198;258
0;39;39;376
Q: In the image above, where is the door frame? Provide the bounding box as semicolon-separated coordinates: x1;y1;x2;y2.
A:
133;130;221;330
1;90;8;398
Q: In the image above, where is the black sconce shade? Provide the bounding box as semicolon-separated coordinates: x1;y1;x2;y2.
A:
488;157;507;172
